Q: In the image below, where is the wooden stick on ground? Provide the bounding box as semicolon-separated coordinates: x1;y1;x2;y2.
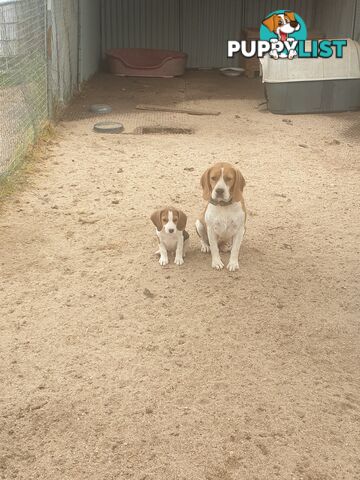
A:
135;104;221;116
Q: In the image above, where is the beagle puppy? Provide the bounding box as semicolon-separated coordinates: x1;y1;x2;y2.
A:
195;162;246;271
262;11;300;59
150;207;189;266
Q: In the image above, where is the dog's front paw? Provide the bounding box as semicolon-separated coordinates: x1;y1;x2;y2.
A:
174;256;184;266
212;257;224;270
288;50;297;60
227;260;239;272
159;256;168;266
270;50;279;60
201;242;211;253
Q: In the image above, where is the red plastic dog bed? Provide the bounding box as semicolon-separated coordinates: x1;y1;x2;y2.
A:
106;48;187;78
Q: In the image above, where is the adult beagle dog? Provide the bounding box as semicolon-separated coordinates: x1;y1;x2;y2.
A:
151;207;189;266
262;11;300;59
195;162;246;271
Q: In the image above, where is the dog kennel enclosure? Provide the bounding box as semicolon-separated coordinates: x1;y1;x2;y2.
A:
47;0;360;108
1;0;360;176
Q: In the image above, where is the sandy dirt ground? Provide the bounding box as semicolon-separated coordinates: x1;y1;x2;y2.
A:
0;71;359;480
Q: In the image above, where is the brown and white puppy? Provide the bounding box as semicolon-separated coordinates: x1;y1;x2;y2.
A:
151;207;189;266
195;162;246;271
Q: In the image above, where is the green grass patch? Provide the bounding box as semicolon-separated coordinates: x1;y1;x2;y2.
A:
0;122;56;205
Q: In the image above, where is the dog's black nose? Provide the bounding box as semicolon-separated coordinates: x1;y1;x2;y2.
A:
290;20;298;28
168;228;174;233
215;188;224;196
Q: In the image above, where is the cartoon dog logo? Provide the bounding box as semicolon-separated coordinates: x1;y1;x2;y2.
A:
262;11;301;59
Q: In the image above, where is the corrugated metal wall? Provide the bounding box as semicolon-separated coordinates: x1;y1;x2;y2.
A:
100;0;319;68
243;0;315;28
53;0;359;80
49;0;102;109
354;0;360;41
181;0;244;67
49;0;79;107
79;0;101;82
101;0;181;54
314;0;358;38
100;0;244;67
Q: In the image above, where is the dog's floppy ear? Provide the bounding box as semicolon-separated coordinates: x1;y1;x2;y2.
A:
285;11;296;22
200;168;212;201
176;209;187;231
231;167;246;202
262;14;277;32
150;209;164;231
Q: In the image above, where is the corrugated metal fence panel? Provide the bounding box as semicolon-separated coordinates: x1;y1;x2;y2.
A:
354;0;360;41
100;0;326;68
314;0;357;38
181;0;244;68
101;0;180;55
79;0;101;82
101;0;243;67
50;0;79;106
244;0;316;29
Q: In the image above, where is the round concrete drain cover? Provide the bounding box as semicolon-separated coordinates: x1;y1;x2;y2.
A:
93;121;124;134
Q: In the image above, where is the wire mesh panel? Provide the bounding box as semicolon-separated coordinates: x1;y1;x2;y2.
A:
0;0;47;176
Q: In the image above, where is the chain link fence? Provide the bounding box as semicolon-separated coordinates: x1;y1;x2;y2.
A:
0;0;47;177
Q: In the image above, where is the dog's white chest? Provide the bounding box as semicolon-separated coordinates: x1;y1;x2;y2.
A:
156;229;179;252
205;203;245;240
